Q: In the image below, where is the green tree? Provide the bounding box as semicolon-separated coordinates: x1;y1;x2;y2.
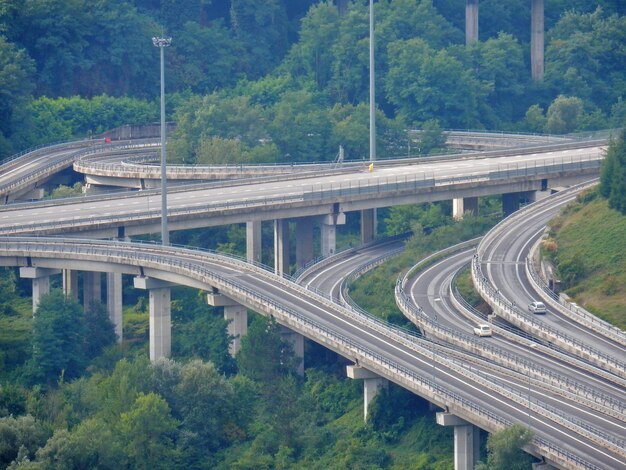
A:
385;38;488;128
0;35;35;156
544;95;584;134
173;360;239;450
32;418;125;470
0;415;49;467
600;127;626;214
84;301;117;360
29;291;87;386
417;119;447;155
236;316;300;384
477;423;533;470
545;8;626;113
119;392;179;469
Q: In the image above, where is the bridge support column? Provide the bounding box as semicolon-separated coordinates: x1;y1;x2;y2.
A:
453;197;479;220
207;290;248;357
246;220;262;264
280;326;304;376
503;191;537;216
62;269;78;301
465;0;479;44
20;267;59;313
83;272;102;310
320;213;345;257
296;217;314;269
274;219;290;276
531;0;544;80
107;272;123;342
134;277;173;361
347;365;388;421
361;208;376;244
532;461;557;470
436;413;480;470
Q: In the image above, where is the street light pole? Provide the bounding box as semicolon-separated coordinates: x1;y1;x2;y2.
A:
152;35;171;245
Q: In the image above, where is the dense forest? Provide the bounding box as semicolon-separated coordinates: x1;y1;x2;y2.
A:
1;1;626;468
1;0;625;161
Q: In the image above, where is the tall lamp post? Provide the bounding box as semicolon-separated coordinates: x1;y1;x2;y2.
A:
152;35;171;245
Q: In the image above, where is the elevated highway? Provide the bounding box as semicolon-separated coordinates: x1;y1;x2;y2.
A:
0;236;623;470
0;134;623;468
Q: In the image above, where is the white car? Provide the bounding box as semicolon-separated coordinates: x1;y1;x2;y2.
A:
473;324;492;337
528;301;547;314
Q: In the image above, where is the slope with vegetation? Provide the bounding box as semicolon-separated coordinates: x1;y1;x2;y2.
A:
1;1;625;468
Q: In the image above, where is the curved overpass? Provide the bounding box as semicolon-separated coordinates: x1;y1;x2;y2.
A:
1;136;623;468
1;236;623;470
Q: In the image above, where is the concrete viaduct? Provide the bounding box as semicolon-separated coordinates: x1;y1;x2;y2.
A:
0;137;613;469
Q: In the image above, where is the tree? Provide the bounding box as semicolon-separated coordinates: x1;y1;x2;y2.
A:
545;8;626;113
600;127;626;214
29;290;87;386
0;415;49;467
119;392;179;469
84;301;116;360
544;95;584;134
0;35;35;157
236;316;300;385
385;38;488;128
477;423;533;470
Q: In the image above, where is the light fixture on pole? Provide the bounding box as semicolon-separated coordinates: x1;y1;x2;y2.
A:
152;35;172;245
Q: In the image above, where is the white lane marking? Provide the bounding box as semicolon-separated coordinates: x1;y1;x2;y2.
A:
248;275;623;464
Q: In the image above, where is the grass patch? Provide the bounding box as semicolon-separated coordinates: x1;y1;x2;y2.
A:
550;196;626;328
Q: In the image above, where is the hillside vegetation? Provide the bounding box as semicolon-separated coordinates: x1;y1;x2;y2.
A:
546;192;626;329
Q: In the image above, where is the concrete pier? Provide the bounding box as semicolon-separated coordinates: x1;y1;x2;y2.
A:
83;271;102;310
531;0;544;80
466;0;479;44
320;213;345;257
207;290;248;356
453;196;479;220
347;365;388;421
274;219;290;276
502;190;536;216
134;277;173;361
62;269;78;300
20;267;59;312
246;220;262;264
436;412;480;470
361;208;376;244
295;217;314;269
280;326;304;376
107;272;123;342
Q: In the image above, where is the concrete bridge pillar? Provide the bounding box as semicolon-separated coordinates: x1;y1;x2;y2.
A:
19;267;59;313
436;412;480;470
107;272;123;342
62;269;78;301
134;277;173;361
453;197;479;220
503;191;537;216
274;219;290;276
320;212;346;257
465;0;479;44
347;364;388;421
83;271;102;310
207;289;248;357
280;326;304;376
361;208;376;244
531;0;544;80
296;217;314;269
246;220;262;264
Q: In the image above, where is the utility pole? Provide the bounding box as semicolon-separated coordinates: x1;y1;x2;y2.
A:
152;35;172;245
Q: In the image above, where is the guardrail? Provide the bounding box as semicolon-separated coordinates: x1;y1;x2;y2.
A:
525;238;626;347
0;236;610;470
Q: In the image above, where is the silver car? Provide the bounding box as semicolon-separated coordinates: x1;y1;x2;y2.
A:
528;301;547;314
